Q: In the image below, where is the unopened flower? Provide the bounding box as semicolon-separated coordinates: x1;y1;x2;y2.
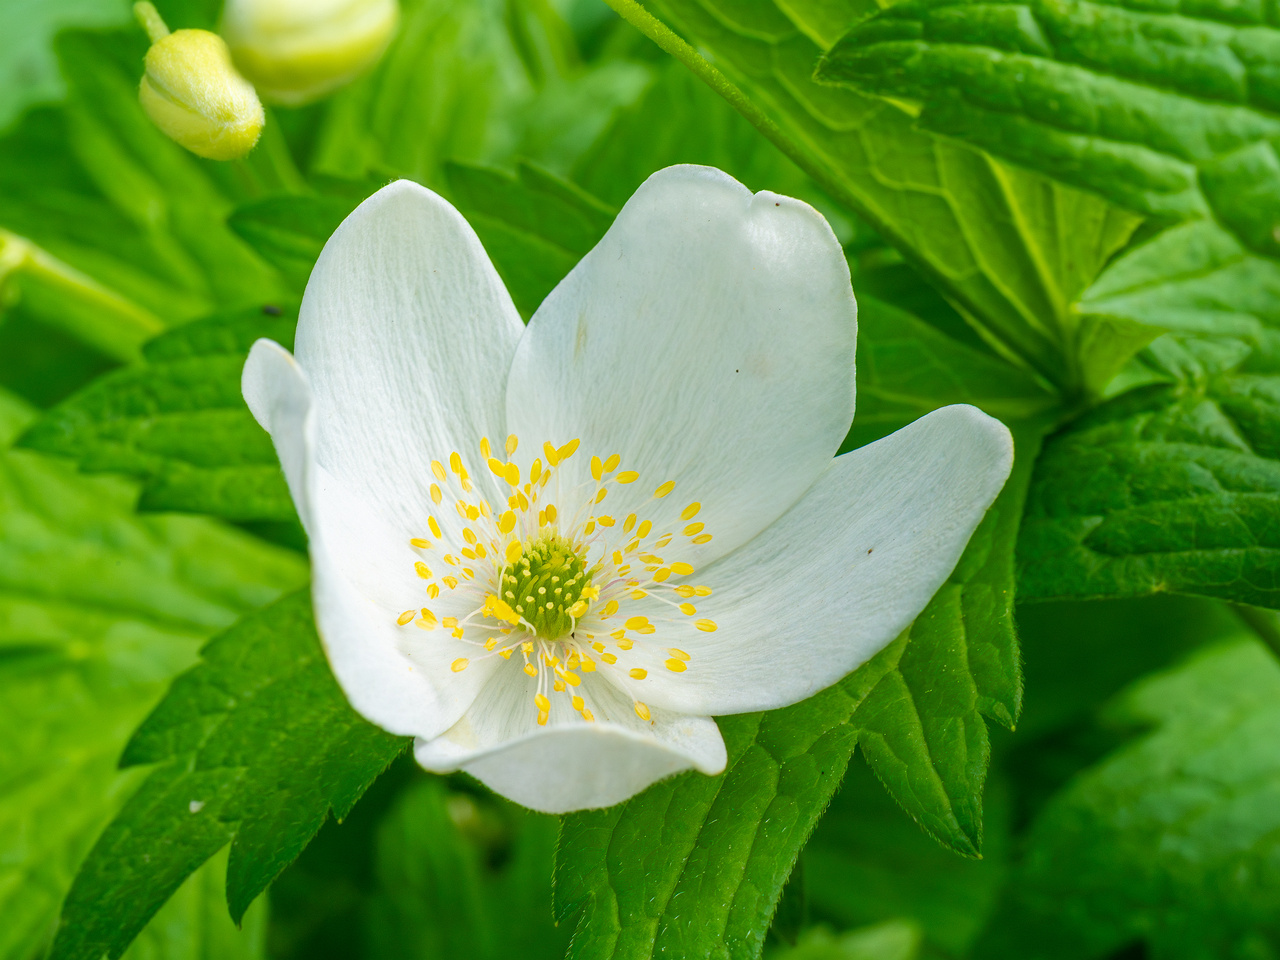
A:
134;3;264;161
242;166;1013;813
222;0;399;106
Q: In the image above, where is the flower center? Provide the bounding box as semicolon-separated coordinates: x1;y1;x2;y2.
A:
394;434;718;728
501;532;596;639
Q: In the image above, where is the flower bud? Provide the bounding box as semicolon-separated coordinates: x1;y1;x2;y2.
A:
135;4;264;161
222;0;399;107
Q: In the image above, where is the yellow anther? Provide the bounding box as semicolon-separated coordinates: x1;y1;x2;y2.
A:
653;569;671;582
670;562;694;576
630;590;648;600
568;600;589;618
665;658;687;673
634;701;651;721
500;649;513;659
530;459;542;483
681;502;701;521
461;548;476;560
584;520;596;535
598;454;617;473
427;584;440;599
598;600;617;618
442;617;458;628
553;679;566;692
591;455;604;481
461;568;475;580
538;509;547;528
544;654;559;668
580;656;596;672
683;522;705;536
597;516;615;527
480;437;492;459
420;608;437;625
669;648;691;661
640;553;664;564
674;585;695;598
487;456;506;477
559;439;580;460
431;460;446;481
516;491;529;511
498;510;516;534
535;693;550;711
414;562;432;579
485;638;498;651
460;476;474;493
506;434;518;455
452;626;464;638
428;516;442;539
396;610;415;625
617;638;634;650
616;470;639;484
410;537;431;548
654;480;675;498
693;534;713;545
572;695;585;711
638;520;653;538
480;500;492;517
466;505;480;520
655;535;673;548
524;663;538;677
595;489;608;504
543;441;560;466
602;652;618;664
442;576;458;589
624;514;637;532
537;710;549;726
566;653;580;669
679;603;697;615
463;528;477;544
629;667;647;680
443;554;459;566
448;452;462;475
546;504;557;522
592;642;606;653
430;483;443;504
582;708;595;722
451;658;469;672
625;616;649;630
695;619;718;632
505;540;523;564
503;462;520;486
455;500;469;518
522;641;534;654
694;586;713;597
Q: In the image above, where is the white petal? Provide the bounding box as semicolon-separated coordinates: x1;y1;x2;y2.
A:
243;340;497;739
505;165;857;564
295;179;524;534
414;669;726;813
609;405;1014;716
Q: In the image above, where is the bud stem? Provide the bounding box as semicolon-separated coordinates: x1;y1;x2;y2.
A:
133;2;171;43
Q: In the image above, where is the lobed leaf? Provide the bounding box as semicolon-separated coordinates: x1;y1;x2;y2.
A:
0;387;305;958
20;306;300;523
49;591;409;960
818;0;1280;256
978;638;1280;958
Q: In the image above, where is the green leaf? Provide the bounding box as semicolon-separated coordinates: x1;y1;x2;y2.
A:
445;161;616;317
1079;219;1280;382
553;639;901;960
122;850;268;960
1018;374;1280;607
19;306;300;523
366;778;570;960
977;637;1280;958
817;0;1280;252
804;757;1009;955
228;194;367;293
768;921;924;960
49;590;409;960
630;0;1143;394
0;387;306;958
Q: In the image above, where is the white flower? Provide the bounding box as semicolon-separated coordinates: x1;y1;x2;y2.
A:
242;166;1013;814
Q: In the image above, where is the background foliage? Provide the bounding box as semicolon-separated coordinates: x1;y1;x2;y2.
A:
3;0;1280;958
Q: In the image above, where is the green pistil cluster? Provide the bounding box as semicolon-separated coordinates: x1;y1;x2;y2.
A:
504;533;596;638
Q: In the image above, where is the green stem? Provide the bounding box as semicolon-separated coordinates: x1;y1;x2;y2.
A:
0;230;164;362
1233;604;1280;661
599;0;820;187
133;2;170;42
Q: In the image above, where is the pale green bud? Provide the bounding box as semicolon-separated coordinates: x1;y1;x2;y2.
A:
135;3;264;161
222;0;399;107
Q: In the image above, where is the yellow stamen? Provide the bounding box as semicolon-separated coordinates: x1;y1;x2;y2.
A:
679;603;696;615
415;562;432;579
695;619;718;632
431;460;446;481
451;658;469;672
665;658;687;672
410;537;431;548
506;434;519;455
396;610;415;625
654;480;675;498
670;561;694;575
634;701;651;721
629;667;647;679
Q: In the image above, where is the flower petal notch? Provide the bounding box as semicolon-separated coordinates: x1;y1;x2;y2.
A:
244;165;1015;814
